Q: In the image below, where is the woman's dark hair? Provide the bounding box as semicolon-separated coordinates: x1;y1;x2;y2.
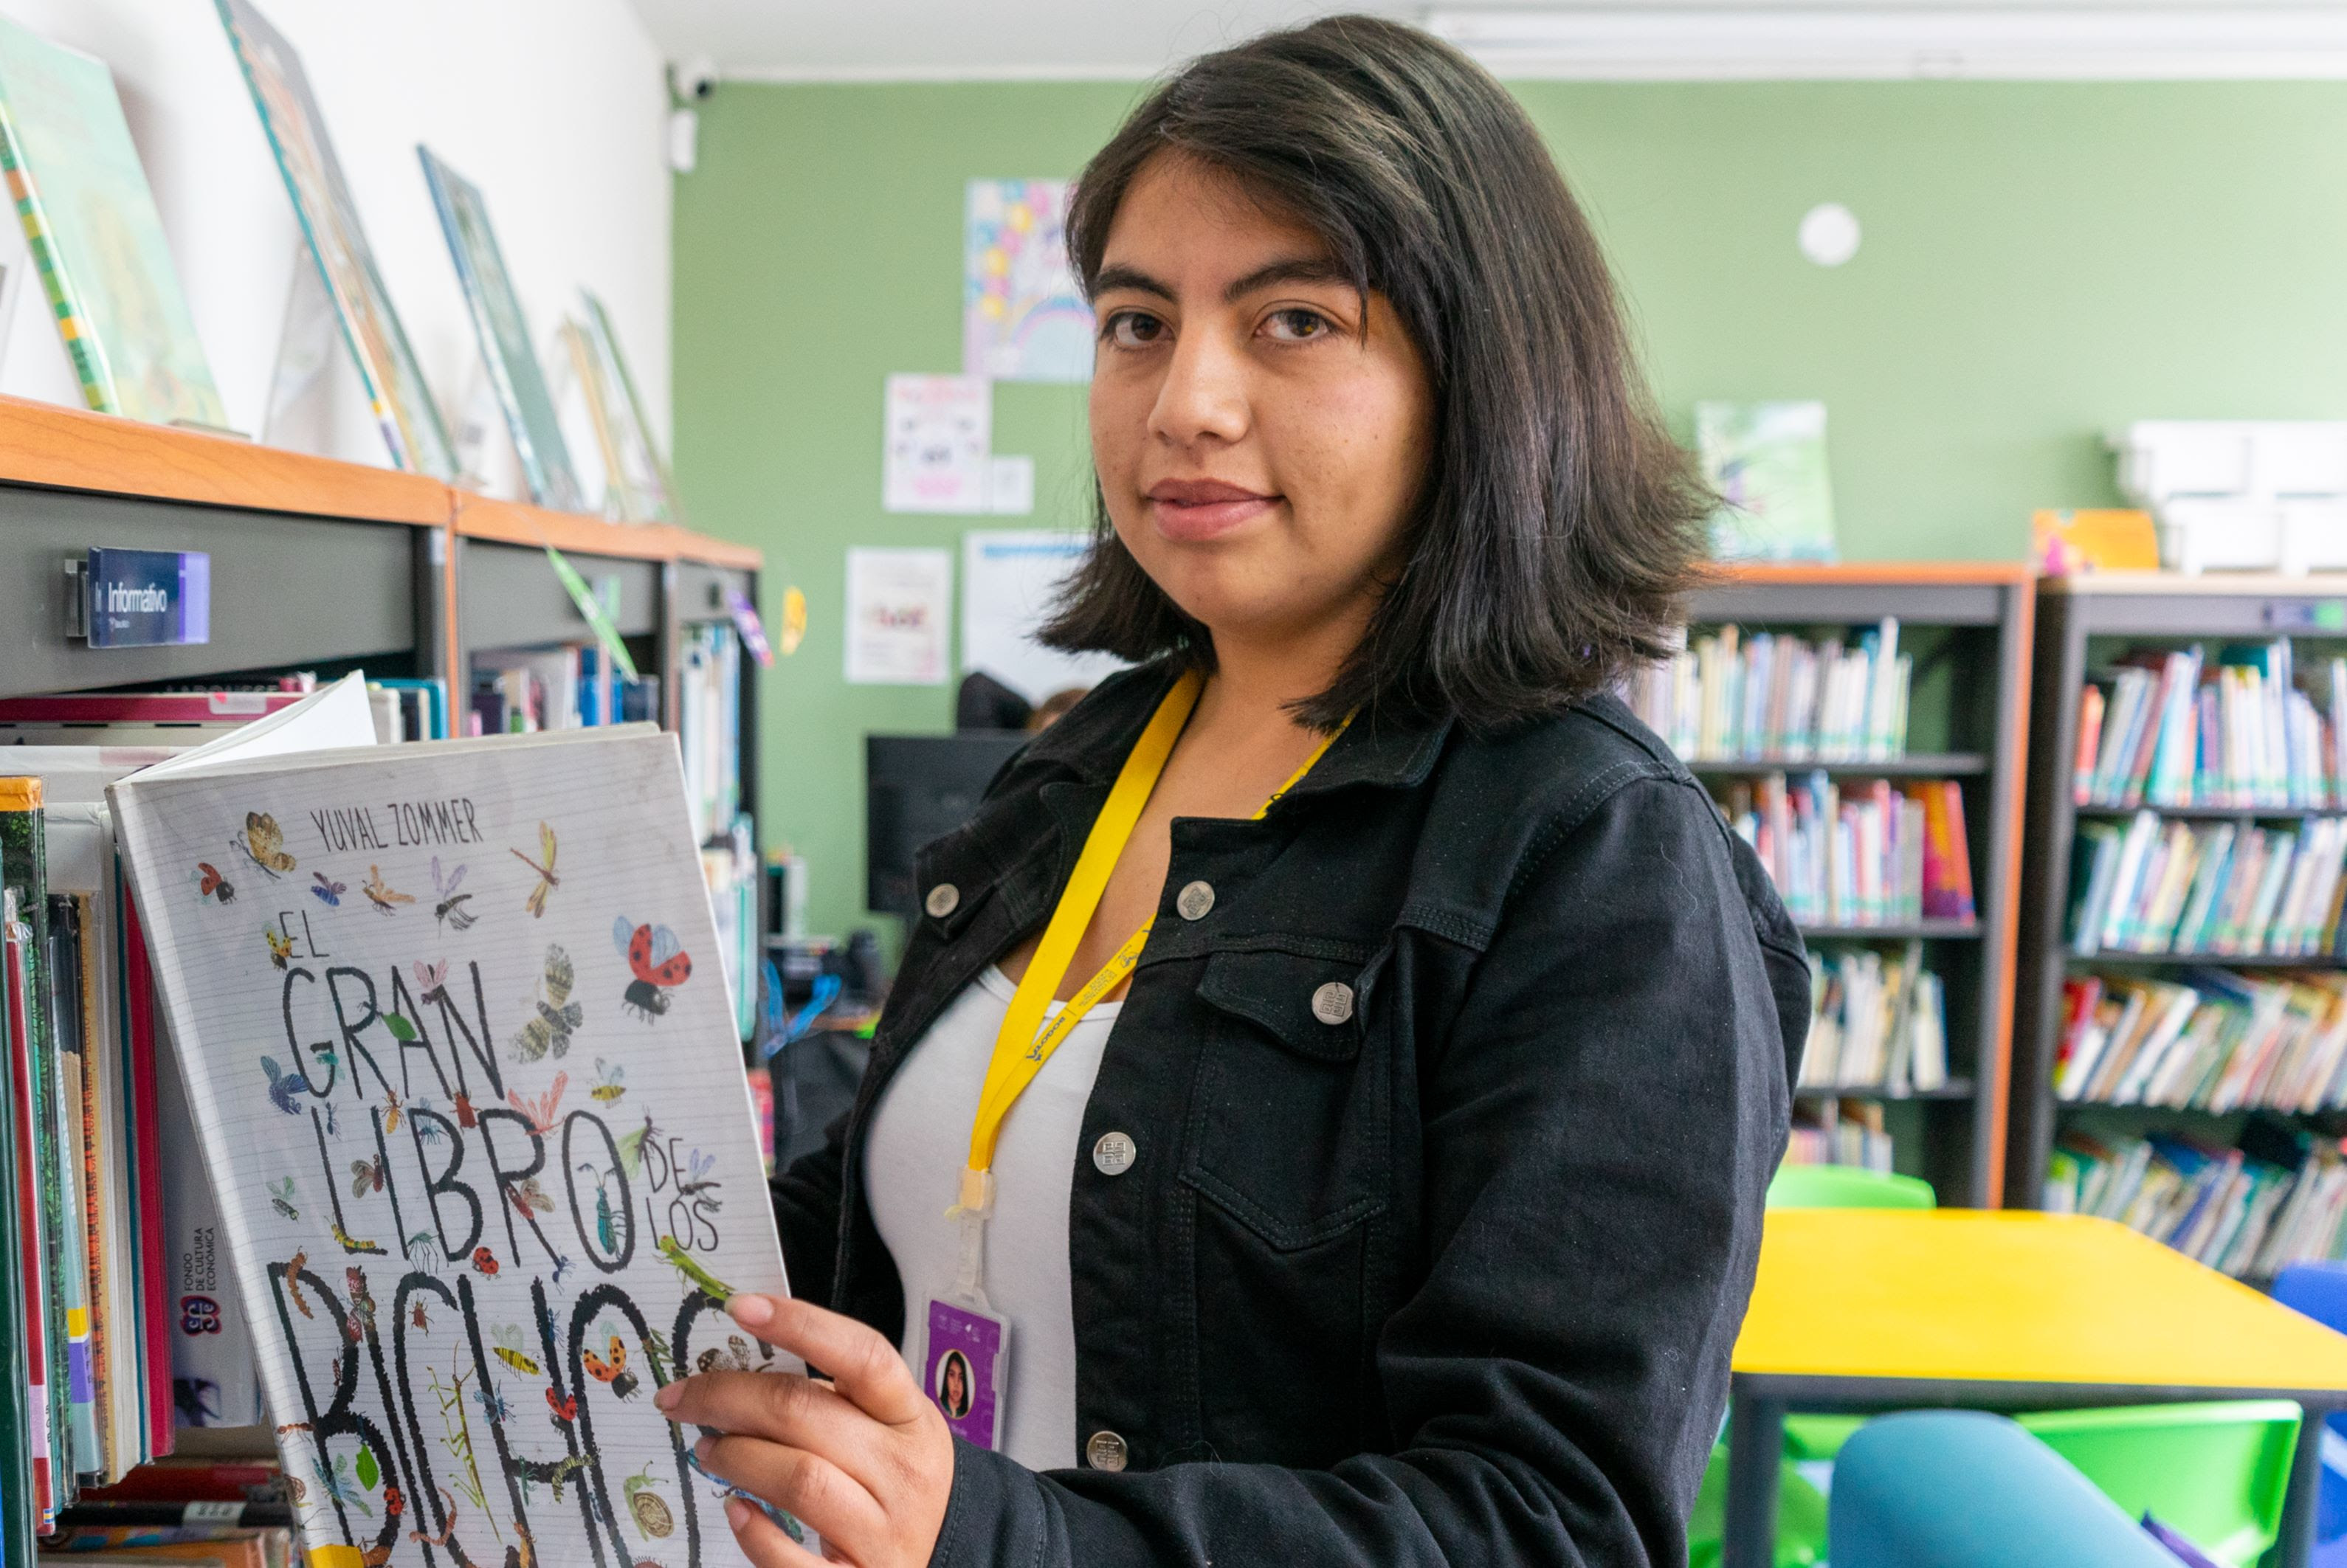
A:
1041;14;1710;731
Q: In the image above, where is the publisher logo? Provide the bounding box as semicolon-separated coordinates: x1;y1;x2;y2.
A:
180;1294;223;1336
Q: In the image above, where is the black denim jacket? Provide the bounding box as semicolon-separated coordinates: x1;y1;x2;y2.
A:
771;660;1806;1567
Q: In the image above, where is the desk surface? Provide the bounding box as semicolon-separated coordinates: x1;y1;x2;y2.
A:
1734;1209;2347;1393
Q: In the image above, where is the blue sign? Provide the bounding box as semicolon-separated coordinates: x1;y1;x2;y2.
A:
86;548;210;648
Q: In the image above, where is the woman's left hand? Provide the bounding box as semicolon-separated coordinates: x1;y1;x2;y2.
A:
655;1292;954;1567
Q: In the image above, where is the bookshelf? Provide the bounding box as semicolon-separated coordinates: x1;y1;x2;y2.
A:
1675;562;2035;1207
2010;573;2347;1232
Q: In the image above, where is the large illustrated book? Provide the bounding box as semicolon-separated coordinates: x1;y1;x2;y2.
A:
108;699;790;1567
0;15;228;429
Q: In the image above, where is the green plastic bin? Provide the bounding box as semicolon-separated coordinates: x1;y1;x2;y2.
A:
2015;1401;2301;1568
1765;1164;1937;1212
1687;1440;1828;1568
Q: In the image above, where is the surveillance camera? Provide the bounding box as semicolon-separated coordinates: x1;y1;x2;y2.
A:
675;58;718;100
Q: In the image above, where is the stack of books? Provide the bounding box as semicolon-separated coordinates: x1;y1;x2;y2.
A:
2248;1142;2347;1279
2044;1130;2300;1278
1800;943;1950;1095
2055;970;2347;1110
1717;773;1976;927
1627;618;1912;761
2067;812;2347;957
1784;1102;1895;1172
2075;641;2347;809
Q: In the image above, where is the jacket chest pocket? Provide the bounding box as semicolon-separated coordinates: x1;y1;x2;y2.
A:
1180;945;1388;1249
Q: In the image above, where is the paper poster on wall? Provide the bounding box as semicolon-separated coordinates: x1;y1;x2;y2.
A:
884;373;990;514
961;531;1128;704
1696;401;1838;563
963;179;1092;383
846;546;952;684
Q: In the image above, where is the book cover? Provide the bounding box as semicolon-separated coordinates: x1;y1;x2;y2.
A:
418;147;583;514
0;15;227;429
213;0;455;480
109;722;791;1567
582;291;680;526
1695;401;1837;563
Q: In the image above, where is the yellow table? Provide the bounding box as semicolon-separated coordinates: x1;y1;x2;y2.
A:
1725;1209;2347;1568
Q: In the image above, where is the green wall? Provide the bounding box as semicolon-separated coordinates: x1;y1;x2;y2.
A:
673;78;2347;942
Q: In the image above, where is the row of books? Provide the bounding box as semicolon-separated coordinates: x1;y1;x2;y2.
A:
2074;640;2347;809
2045;1127;2347;1280
1799;943;1951;1095
679;621;745;847
1783;1102;1895;1173
468;643;655;736
1625;618;1913;762
2068;812;2347;958
1717;774;1976;927
2055;970;2347;1113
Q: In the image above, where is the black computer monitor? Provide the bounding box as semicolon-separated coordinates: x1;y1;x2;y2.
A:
865;733;1030;916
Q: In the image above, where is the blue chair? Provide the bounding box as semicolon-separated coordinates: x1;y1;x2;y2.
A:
1828;1410;2177;1568
2272;1261;2347;1562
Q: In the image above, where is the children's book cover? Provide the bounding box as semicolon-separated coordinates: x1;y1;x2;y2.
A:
0;15;227;429
1696;400;1838;564
111;727;790;1567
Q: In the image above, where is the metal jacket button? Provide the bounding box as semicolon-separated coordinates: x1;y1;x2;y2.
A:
1312;981;1354;1025
1176;880;1215;921
924;883;959;919
1086;1430;1128;1471
1092;1131;1137;1175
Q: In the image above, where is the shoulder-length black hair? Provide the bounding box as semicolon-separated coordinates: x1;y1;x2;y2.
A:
1041;14;1710;731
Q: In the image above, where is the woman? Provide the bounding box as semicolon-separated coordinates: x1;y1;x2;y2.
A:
658;15;1805;1565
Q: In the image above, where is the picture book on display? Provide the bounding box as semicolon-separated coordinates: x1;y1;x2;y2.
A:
107;678;791;1567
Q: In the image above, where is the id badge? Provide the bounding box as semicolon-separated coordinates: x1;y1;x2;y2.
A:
923;1295;1010;1451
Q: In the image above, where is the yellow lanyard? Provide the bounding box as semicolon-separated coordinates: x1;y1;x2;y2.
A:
956;670;1348;1213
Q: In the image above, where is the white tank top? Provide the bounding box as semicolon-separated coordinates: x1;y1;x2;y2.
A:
863;965;1119;1471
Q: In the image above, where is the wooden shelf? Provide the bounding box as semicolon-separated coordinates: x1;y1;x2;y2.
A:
2057;1099;2347;1121
453;491;762;572
1802;921;1982;941
2040;571;2347;599
2067;950;2342;970
1688;753;1989;778
1796;1080;1977;1103
1712;562;2036;589
2074;804;2345;823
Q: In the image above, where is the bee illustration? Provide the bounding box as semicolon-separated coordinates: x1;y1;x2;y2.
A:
415;959;449;1006
264;924;294;970
490;1324;542;1377
613;918;692;1020
311;871;345;907
330;1219;385;1256
506;1073;568;1136
506;1175;556;1217
362;865;415;916
590;1057;626;1103
195;862;235;905
268;1176;300;1220
544;1386;577;1423
280;1249;311;1317
260;1055;303;1115
236;812;296;879
350;1155;385;1198
470;1245;500;1276
509;945;582;1062
583;1335;638;1400
432;857;476;931
379;1085;403;1135
511;822;559;917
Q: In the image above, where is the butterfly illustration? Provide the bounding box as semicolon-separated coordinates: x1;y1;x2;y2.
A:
280;1249;312;1317
473;1383;512;1424
584;1336;638;1399
509;945;582;1062
196;862;235;905
432;857;477;930
545;1386;577;1424
491;1324;542;1377
512;823;559;917
264;924;294;970
590;1058;626;1103
506;1175;556;1217
471;1245;500;1275
613;919;693;1020
351;1155;386;1198
362;865;415;916
311;871;345;907
260;1055;303;1115
506;1074;569;1136
238;812;297;879
268;1176;300;1220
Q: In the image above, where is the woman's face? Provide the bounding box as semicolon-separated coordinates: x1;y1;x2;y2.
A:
1089;154;1435;652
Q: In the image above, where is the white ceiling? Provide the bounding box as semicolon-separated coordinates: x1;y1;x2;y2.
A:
624;1;2347;81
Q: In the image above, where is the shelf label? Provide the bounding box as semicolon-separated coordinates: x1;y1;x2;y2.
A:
84;548;209;648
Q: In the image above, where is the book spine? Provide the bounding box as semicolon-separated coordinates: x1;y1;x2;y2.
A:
5;894;55;1536
0;784;70;1496
120;889;173;1459
2075;683;2106;805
